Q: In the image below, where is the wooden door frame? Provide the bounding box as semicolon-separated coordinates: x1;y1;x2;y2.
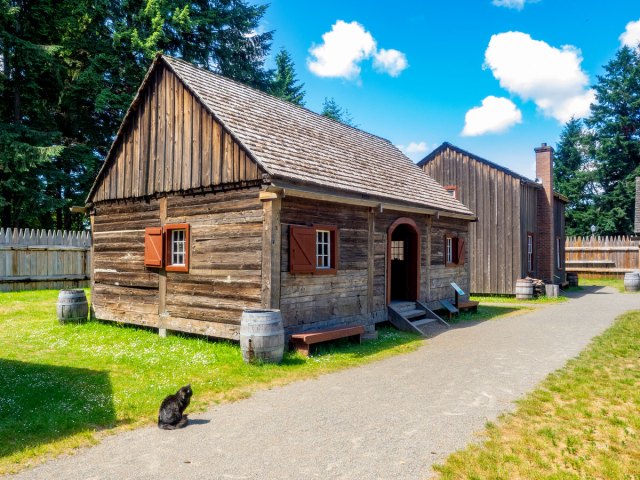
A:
387;217;421;304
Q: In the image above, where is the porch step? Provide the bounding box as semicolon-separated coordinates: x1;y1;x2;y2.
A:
404;309;427;319
412;318;437;327
387;301;449;337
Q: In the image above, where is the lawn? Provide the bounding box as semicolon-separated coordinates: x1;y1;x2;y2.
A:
0;289;425;474
448;305;531;323
433;309;640;479
579;276;638;293
470;294;568;304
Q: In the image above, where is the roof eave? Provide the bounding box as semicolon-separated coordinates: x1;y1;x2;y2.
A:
268;176;476;221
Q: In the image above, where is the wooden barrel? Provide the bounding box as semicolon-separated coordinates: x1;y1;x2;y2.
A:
567;272;579;287
57;290;88;324
240;309;284;364
623;272;640;292
515;279;533;300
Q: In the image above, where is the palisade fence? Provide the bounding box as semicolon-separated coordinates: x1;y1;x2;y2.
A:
565;235;640;279
0;228;91;292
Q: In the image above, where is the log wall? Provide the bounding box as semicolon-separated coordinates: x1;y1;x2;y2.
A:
279;198;374;332
91;188;263;340
428;217;470;307
279;197;470;332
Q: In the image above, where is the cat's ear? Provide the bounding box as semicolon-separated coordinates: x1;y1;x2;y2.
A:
186;384;191;389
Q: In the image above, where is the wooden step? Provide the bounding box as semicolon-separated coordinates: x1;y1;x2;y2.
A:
412;318;437;327
390;301;416;312
403;309;427;319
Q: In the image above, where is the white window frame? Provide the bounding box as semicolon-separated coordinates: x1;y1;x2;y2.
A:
170;229;186;266
446;237;453;264
316;230;331;269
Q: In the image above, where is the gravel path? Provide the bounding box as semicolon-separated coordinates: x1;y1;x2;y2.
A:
10;286;639;480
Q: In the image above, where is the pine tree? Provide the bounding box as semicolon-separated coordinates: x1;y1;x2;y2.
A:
269;48;305;105
585;46;640;235
553;119;598;236
0;0;275;228
321;97;355;127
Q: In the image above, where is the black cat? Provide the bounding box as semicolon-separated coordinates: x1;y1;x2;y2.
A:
158;384;193;430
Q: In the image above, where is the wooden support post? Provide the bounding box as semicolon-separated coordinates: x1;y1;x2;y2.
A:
367;208;375;313
89;212;96;320
260;191;282;309
158;196;168;336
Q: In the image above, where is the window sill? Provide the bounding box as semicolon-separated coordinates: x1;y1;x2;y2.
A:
166;265;189;273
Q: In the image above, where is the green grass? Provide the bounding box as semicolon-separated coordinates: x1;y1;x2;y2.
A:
579;277;638;293
0;289;424;474
470;294;568;304
448;305;530;324
433;309;640;479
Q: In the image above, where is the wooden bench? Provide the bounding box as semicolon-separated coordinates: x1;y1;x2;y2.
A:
289;325;365;356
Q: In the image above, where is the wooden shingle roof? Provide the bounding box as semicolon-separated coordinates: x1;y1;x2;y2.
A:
162;56;473;217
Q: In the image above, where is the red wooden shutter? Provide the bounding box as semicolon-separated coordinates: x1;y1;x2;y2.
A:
144;227;164;267
290;225;315;273
457;238;465;265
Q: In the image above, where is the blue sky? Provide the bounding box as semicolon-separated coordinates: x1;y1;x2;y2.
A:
262;0;639;179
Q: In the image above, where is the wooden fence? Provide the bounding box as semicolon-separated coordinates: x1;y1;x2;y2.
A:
0;228;91;292
565;235;640;279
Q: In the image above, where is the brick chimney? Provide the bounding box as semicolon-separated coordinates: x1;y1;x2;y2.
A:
535;143;555;282
635;177;640;234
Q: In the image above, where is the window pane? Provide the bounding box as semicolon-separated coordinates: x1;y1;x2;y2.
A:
316;230;331;269
171;229;186;266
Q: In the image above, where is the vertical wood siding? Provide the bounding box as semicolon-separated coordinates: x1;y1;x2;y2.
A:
422;147;525;294
92;66;263;203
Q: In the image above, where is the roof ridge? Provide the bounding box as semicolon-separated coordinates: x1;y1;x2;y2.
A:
162;55;394;146
419;141;537;184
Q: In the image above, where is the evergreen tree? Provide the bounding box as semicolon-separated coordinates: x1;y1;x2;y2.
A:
585;46;640;235
553;119;598;236
0;0;274;229
269;48;305;105
321;97;355;127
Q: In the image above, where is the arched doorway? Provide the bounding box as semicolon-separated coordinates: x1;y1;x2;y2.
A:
387;218;420;303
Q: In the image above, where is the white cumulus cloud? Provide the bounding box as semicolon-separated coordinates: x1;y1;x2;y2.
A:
397;141;431;160
492;0;529;10
462;96;522;136
308;21;407;79
620;19;640;49
484;31;594;122
373;49;408;77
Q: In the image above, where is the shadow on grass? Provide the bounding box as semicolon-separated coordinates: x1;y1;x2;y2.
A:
279;327;421;360
0;359;115;459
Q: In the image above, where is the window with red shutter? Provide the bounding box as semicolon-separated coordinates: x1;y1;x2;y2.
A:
290;225;338;274
144;227;164;267
445;235;463;266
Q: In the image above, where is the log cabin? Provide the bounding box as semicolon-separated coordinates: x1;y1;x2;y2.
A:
86;54;476;340
418;142;568;295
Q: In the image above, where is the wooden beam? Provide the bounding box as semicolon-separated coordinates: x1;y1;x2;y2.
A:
367;207;374;313
158;197;168;335
261;194;282;309
268;181;476;221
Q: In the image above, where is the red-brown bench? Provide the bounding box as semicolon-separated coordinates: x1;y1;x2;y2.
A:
289;325;365;356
